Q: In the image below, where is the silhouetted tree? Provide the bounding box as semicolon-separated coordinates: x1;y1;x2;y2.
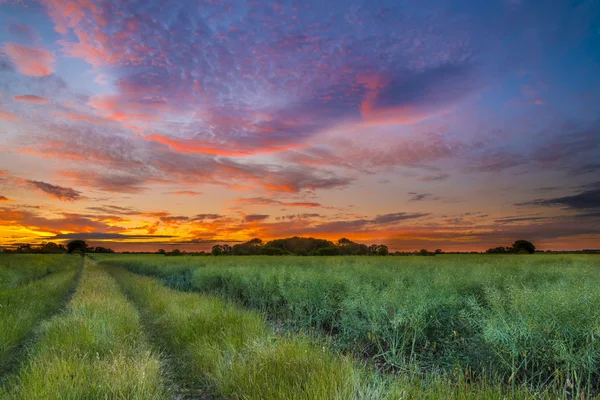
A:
512;240;536;254
317;247;339;256
157;249;166;255
66;240;88;255
377;245;389;256
211;244;223;256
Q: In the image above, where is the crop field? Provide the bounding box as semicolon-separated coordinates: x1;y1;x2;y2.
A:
0;253;598;399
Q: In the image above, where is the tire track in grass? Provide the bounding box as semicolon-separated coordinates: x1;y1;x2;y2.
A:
108;266;363;400
0;256;82;382
0;259;169;399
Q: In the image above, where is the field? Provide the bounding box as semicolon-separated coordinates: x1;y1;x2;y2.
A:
0;253;598;399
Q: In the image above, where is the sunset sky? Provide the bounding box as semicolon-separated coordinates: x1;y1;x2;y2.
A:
0;0;599;251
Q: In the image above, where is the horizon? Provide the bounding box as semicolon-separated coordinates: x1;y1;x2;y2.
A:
1;0;599;252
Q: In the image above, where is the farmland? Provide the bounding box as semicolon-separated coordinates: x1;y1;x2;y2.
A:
0;253;598;399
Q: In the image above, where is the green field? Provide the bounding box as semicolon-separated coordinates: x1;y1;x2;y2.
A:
0;253;598;399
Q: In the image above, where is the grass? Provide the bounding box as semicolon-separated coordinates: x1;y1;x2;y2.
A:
1;259;168;399
0;255;81;377
109;266;363;400
98;253;600;398
0;254;76;290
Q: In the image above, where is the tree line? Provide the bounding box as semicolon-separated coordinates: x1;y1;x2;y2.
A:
7;238;590;257
1;241;114;254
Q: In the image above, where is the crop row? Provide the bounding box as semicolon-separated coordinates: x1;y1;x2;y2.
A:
0;254;78;290
98;254;600;397
0;256;81;376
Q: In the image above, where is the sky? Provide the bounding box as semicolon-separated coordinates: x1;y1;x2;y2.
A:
0;0;599;252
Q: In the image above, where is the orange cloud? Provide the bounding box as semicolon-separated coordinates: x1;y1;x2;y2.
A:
0;196;13;202
163;190;203;196
3;43;55;77
0;109;18;121
14;95;50;104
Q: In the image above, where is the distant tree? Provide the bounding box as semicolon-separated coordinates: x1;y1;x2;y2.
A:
165;249;182;256
40;242;66;254
264;237;335;256
232;238;264;255
434;249;443;255
211;244;223;256
336;238;368;255
512;240;536;254
17;243;33;253
317;247;339;256
263;246;285;255
485;246;509;254
90;246;115;253
157;249;166;255
377;244;389;256
417;248;430;256
67;240;88;255
368;244;379;255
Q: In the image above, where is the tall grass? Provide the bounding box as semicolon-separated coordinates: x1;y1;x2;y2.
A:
0;254;76;289
1;260;168;399
0;255;81;377
99;254;600;397
109;266;363;400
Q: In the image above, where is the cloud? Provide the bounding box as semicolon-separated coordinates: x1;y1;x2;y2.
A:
0;109;18;121
13;95;50;104
163;190;203;196
51;232;176;240
3;43;55;77
371;212;430;224
0;206;120;236
408;193;432;202
418;173;450;182
26;180;84;201
193;214;222;220
0;196;13;202
360;63;476;125
518;186;600;211
244;214;270;222
233;197;327;208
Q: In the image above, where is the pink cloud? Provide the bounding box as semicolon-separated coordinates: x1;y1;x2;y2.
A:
0;109;18;121
14;95;50;104
3;43;55;77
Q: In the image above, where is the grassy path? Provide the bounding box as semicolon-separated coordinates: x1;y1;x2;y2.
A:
0;256;81;379
1;259;168;399
109;266;363;400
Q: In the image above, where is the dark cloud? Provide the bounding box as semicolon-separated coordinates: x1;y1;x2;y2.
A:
408;193;432;202
193;214;222;220
26;180;83;201
370;63;476;113
51;232;175;240
0;195;12;201
233;197;327;208
244;214;270;223
371;212;430;224
518;185;600;210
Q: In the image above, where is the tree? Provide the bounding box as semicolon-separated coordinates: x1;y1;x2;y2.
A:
67;240;88;255
434;249;443;255
211;244;223;256
512;240;536;254
377;245;389;256
485;246;509;254
317;247;339;256
157;249;166;255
